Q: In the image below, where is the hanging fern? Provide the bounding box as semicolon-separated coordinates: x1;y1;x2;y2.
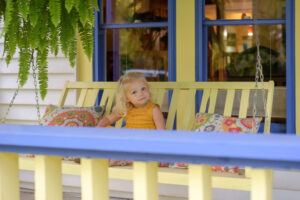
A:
0;0;99;99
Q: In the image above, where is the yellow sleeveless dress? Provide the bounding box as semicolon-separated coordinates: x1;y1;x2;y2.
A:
125;101;156;129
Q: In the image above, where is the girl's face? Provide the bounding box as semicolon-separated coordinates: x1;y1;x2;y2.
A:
125;80;150;107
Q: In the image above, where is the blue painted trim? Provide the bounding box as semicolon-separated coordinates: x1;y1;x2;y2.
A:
101;22;168;29
204;19;285;26
168;0;176;81
93;9;100;81
195;0;204;111
286;0;296;133
0;125;299;169
94;0;106;81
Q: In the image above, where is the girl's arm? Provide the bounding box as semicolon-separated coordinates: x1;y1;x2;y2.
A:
97;113;122;127
153;106;165;130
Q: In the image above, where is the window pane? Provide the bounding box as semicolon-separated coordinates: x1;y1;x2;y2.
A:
207;25;286;86
103;0;168;24
106;28;168;81
205;0;286;20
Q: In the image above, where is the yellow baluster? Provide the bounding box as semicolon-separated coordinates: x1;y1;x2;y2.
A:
35;155;62;200
0;153;19;200
81;158;109;200
133;161;158;200
189;164;212;200
251;169;272;200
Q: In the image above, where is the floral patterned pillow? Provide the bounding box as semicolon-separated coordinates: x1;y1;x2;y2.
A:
194;113;262;133
42;105;105;127
171;113;262;174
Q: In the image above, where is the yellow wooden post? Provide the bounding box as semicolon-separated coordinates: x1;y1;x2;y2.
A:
81;158;109;200
35;155;62;200
176;0;196;126
133;161;158;200
189;164;212;200
0;153;20;200
77;35;92;82
296;0;300;134
251;169;272;200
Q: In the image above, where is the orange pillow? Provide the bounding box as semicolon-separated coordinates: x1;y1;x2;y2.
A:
42;105;105;127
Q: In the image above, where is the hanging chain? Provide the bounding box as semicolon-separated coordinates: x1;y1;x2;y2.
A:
31;52;42;125
252;1;268;132
0;82;21;124
1;51;42;125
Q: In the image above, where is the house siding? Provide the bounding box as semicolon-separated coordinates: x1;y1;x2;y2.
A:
0;25;76;125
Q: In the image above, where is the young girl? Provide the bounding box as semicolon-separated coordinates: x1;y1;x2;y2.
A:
97;72;165;130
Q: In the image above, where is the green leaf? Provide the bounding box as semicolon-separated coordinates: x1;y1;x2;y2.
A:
49;22;59;56
78;22;93;60
17;0;30;21
90;0;99;11
78;0;89;25
68;38;77;67
65;0;74;13
37;49;48;99
0;0;6;24
49;0;61;27
3;0;14;33
18;49;31;86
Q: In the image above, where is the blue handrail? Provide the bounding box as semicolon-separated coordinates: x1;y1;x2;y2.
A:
0;125;300;170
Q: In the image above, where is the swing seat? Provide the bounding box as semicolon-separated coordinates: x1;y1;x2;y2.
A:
20;80;274;197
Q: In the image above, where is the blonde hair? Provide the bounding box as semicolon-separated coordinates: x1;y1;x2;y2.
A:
113;72;149;115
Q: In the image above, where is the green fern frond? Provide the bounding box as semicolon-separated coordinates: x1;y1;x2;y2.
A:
78;0;89;25
60;6;76;56
17;0;30;21
3;8;20;65
29;0;46;27
90;0;99;11
68;37;77;67
49;22;59;56
78;22;93;60
18;48;32;86
49;0;61;27
0;0;6;24
3;0;14;33
37;49;48;99
74;0;80;12
65;0;74;13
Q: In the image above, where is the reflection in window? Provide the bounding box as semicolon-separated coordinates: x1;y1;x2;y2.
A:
106;28;168;81
103;0;168;24
207;25;286;86
205;0;286;20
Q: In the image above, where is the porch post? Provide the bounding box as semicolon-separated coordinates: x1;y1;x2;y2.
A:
176;0;196;126
0;153;19;200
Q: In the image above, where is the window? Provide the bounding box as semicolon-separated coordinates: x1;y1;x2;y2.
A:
94;0;175;81
197;0;295;133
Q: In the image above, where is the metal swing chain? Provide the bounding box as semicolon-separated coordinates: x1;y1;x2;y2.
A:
0;82;21;124
252;1;268;132
0;52;42;125
31;53;42;125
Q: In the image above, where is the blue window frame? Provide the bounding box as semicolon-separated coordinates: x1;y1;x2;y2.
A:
93;0;176;82
196;0;295;133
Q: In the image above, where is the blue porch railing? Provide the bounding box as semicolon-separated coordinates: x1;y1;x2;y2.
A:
0;124;300;200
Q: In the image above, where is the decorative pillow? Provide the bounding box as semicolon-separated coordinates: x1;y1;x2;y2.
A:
42;105;105;127
194;113;262;133
171;113;262;174
39;105;105;163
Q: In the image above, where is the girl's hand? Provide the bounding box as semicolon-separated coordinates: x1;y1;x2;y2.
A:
97;113;122;127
